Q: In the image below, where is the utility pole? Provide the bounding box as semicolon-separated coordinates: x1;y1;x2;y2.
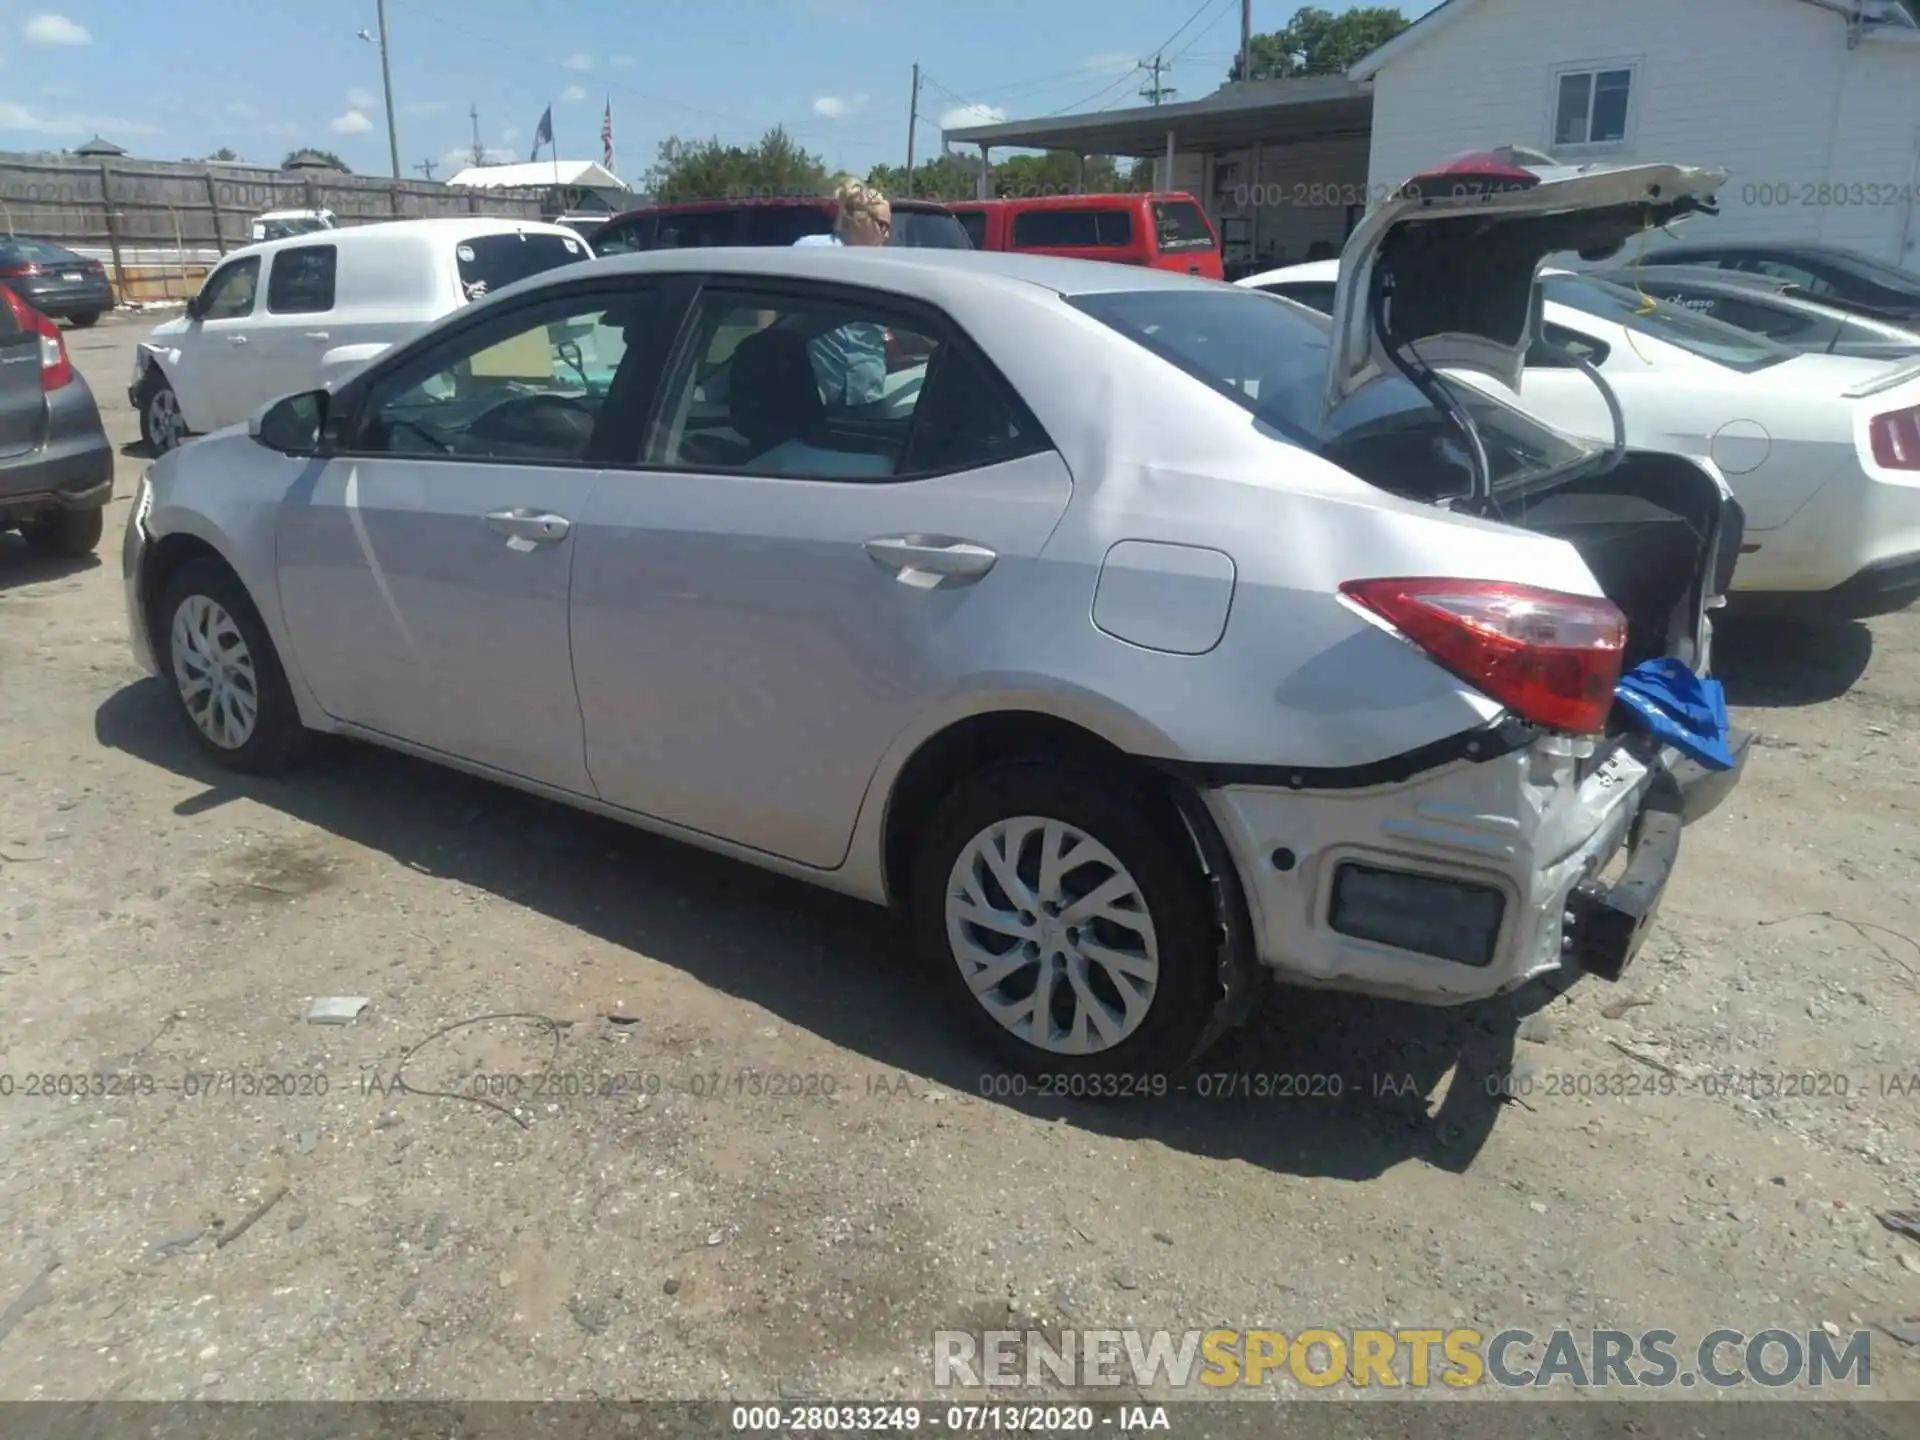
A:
470;104;485;167
1240;0;1253;84
905;62;920;198
356;1;402;179
1137;53;1175;106
416;158;437;181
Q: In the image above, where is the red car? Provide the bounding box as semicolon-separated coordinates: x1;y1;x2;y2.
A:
945;192;1224;279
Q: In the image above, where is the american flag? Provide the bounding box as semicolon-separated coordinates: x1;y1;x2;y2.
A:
601;99;614;170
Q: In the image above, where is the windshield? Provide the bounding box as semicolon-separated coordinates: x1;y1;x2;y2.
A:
0;238;84;263
888;210;972;249
1822;251;1920;296
1069;288;1596;497
1543;275;1794;372
456;230;590;302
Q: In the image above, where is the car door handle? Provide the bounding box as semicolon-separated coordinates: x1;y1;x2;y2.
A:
303;331;330;341
485;509;572;548
228;335;248;345
863;535;997;585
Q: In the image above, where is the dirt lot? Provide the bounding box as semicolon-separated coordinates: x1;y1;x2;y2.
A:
1;312;1917;1410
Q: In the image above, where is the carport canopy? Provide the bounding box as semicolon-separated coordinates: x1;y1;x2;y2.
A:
940;74;1372;160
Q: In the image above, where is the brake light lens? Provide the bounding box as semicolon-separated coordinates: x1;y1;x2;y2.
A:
1340;578;1627;734
1868;404;1920;470
1;285;73;391
0;262;44;278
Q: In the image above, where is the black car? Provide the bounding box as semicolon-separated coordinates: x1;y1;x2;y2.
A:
0;283;114;558
0;237;114;327
1634;241;1920;324
591;196;972;255
1593;264;1920;361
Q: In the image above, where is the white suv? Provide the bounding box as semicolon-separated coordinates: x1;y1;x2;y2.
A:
130;217;592;454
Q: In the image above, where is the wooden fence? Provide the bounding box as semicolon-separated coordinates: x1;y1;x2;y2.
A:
0;154;552;305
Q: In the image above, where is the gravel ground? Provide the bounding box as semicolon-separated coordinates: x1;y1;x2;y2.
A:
0;314;1916;1412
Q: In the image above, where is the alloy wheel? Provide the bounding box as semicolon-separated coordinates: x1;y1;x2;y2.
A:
170;593;260;750
945;815;1160;1055
146;387;183;453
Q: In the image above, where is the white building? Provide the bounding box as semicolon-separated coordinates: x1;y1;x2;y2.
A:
1352;0;1920;267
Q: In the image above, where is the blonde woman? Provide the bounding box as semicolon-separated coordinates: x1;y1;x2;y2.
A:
793;179;893;406
795;179;893;248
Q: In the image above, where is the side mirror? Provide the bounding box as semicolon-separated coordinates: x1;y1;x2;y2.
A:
250;390;328;456
184;292;204;320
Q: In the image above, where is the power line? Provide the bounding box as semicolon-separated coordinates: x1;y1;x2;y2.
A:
1172;0;1240;62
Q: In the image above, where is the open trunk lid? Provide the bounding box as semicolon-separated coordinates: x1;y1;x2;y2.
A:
1324;149;1728;414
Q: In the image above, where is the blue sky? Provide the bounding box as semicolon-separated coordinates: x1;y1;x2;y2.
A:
0;1;1441;179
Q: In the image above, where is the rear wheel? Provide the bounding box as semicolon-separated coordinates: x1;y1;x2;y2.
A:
140;372;185;454
68;311;101;329
20;505;104;558
158;558;312;774
910;762;1218;1084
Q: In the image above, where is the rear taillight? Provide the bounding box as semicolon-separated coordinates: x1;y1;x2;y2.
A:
2;285;73;390
1868;404;1920;470
1340;578;1627;734
0;262;43;278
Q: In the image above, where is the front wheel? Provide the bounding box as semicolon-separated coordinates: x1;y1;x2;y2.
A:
20;505;104;558
140;373;185;454
910;762;1219;1083
158;559;312;774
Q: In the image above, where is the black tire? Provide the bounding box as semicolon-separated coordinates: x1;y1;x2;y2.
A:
910;761;1218;1085
68;311;101;329
139;371;185;455
20;505;104;558
157;558;312;774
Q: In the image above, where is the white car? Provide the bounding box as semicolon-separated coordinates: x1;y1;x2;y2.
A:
125;154;1747;1077
1243;259;1920;618
130;218;594;455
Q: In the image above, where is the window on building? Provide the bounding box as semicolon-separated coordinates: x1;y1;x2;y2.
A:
1553;65;1633;147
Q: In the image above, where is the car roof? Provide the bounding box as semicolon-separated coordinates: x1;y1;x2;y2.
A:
1656;240;1862;262
586;244;1228;297
606;196;955;219
947;192;1199;212
1238;260;1340;288
224;216;579;261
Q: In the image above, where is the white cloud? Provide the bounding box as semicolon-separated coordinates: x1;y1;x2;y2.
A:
226;101;258;119
404;100;449;116
501;126;521;143
329;109;375;135
561;85;589;103
559;52;594;71
0;99;156;136
939;103;1005;129
811;93;868;121
346;86;378;111
1081;51;1137;73
23;13;91;46
610;54;635;68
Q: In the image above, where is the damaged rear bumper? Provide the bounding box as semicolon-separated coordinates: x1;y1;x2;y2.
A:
1195;722;1748;1006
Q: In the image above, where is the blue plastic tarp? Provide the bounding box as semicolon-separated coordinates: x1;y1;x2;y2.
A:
1614;658;1736;771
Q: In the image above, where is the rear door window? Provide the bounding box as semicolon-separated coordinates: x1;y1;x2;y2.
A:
266;244;338;314
887;210;972;248
594;215;656;255
740;205;833;246
1011;208;1132;248
655;210;743;248
954;211;988;249
1152;200;1215;254
455;230;588;303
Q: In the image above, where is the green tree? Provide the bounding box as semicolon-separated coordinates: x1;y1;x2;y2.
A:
645;126;829;202
209;147;240;162
867;151;982;201
282;148;351;172
1229;5;1410;82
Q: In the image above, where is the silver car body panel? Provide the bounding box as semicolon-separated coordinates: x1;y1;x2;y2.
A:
126;245;1726;1000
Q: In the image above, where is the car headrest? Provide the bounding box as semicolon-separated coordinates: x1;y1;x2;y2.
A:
729;327;823;449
